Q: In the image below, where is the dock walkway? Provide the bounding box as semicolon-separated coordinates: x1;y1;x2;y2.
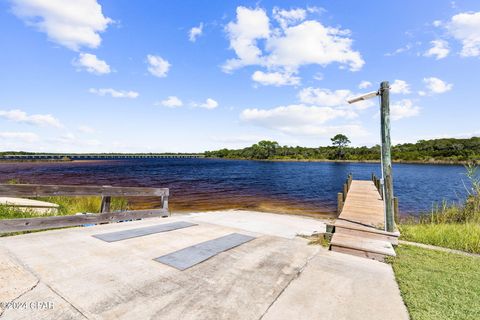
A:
330;180;399;261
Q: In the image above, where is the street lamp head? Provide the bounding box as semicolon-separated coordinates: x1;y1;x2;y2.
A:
347;91;379;104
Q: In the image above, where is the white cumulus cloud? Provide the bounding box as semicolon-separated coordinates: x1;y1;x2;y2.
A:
158;96;183;108
89;88;139;98
447;11;480;57
78;125;95;133
424;40;450;59
189;23;203;42
0;131;39;143
390;80;411;94
423;77;453;94
252;70;300;86
73;53;111;74
272;7;306;29
192;98;219;110
11;0;113;51
391;99;420;120
0;109;62;128
298;87;374;110
240;104;365;137
199;98;219;110
223;6;364;85
147;54;170;78
358;80;372;89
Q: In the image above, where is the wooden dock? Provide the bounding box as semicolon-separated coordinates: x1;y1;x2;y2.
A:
330;179;399;262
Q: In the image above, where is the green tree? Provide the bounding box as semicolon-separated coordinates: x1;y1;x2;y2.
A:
331;134;351;159
251;140;279;159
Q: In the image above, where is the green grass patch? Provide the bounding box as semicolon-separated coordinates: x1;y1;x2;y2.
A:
390;244;480;320
0;196;128;220
399;223;480;254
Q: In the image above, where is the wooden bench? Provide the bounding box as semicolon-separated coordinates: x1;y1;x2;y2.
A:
0;184;169;233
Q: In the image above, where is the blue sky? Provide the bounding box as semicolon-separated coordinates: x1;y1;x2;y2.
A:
0;0;479;153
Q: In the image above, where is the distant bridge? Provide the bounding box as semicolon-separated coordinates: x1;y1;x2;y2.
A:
0;154;205;160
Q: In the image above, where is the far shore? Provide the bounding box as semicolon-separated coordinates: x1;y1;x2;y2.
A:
204;157;469;166
0;159;111;164
0;157;470;166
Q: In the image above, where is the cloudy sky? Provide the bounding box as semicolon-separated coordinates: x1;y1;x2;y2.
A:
1;0;479;152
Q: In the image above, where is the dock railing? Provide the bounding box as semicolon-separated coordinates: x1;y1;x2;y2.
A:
371;173;399;223
0;184;169;233
337;173;353;215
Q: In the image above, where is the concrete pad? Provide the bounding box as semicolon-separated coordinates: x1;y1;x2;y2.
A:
0;211;408;319
262;249;409;320
0;213;319;319
186;210;327;239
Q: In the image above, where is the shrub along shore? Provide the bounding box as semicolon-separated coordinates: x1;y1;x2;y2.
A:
205;137;480;163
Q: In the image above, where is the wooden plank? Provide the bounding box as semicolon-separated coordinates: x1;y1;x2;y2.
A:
334;226;399;245
330;245;388;262
330;233;396;257
0;184;168;198
0;209;169;233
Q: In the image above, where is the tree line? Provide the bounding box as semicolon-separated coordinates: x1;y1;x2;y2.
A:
204;136;480;163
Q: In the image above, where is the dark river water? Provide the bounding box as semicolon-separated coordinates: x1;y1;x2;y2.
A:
0;159;470;217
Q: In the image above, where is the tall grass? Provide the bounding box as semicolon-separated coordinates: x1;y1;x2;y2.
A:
419;163;480;224
0;196;128;220
400;163;480;253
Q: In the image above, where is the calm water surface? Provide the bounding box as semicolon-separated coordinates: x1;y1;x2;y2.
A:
0;159;469;217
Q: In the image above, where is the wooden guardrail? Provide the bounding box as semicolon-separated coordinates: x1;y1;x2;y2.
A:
371;173;399;223
0;184;169;233
337;173;352;215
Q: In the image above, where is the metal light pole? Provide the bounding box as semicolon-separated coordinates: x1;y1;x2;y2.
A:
347;81;395;232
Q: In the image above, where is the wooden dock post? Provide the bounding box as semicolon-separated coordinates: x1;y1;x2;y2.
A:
100;196;111;213
343;183;348;201
380;81;395;232
394;197;399;223
337;192;344;215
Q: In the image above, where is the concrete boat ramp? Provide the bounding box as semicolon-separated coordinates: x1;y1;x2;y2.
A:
0;210;408;320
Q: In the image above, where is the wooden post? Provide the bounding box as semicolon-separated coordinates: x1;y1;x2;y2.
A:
343;183;348;201
394;197;399;224
380;81;395;232
161;195;169;215
337;193;343;215
100;196;111;213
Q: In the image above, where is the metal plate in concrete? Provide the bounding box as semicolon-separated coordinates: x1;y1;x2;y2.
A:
92;221;197;242
154;233;255;270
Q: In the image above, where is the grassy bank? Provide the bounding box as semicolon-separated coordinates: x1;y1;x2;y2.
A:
390;244;480;320
400;163;480;253
400;223;480;254
0;196;128;220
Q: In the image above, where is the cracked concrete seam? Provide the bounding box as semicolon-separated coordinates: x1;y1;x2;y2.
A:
0;245;89;319
258;247;321;320
0;279;40;318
